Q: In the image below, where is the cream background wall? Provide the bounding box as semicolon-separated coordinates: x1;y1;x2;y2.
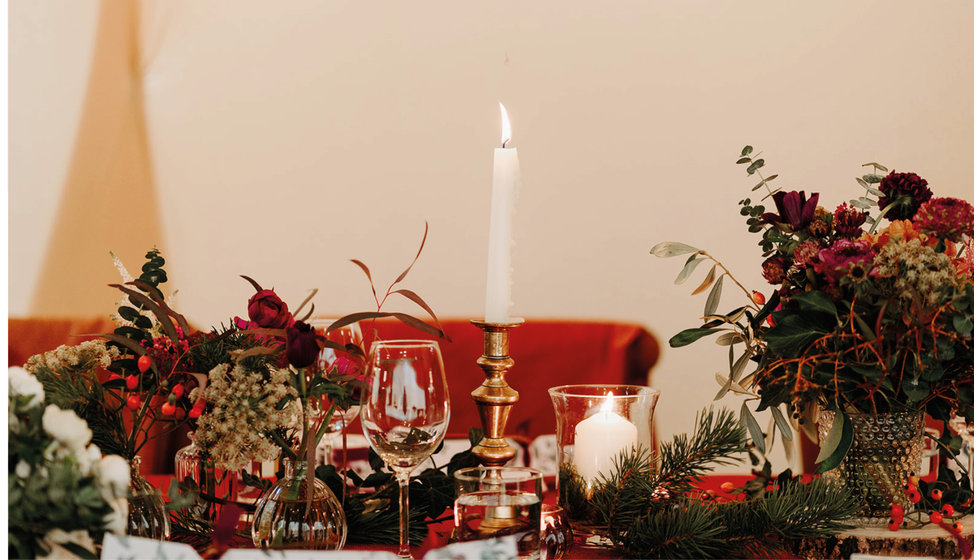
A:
10;0;973;472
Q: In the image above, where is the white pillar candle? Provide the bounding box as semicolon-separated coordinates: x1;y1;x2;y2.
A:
485;103;520;324
573;393;638;483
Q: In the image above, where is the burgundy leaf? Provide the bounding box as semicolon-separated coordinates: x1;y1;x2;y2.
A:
350;259;379;306
392;221;428;286
392;289;450;342
390;312;446;339
240;275;264;292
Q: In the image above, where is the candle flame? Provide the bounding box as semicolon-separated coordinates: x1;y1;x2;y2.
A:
601;391;614;415
499;102;512;148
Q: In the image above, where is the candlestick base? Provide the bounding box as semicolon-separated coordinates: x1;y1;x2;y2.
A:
470;319;524;467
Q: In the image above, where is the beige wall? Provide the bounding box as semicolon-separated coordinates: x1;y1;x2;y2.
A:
10;0;973;472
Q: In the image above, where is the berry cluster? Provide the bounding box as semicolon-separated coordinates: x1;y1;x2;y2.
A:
888;475;968;532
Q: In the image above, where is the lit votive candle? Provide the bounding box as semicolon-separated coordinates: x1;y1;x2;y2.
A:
572;392;638;483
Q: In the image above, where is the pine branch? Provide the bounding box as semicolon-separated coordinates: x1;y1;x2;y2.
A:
622;500;726;559
591;447;656;538
653;407;746;495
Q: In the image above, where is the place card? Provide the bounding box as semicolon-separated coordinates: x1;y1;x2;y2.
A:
221;550;399;559
101;534;201;560
422;535;519;560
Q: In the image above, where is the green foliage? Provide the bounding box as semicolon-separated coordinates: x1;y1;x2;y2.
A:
561;408;857;559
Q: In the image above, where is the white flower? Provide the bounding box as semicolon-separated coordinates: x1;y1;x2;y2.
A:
98;455;131;499
9;366;45;409
41;405;92;453
40;529;96;558
103;497;128;535
15;460;30;478
77;444;102;476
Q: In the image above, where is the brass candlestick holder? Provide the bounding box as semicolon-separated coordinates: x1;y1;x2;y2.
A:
470;319;524;467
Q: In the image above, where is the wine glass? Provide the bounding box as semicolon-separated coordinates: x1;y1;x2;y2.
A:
360;340;450;559
310;318;364;466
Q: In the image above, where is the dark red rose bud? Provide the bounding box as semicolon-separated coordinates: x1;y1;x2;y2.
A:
247;289;293;329
286;321;320;369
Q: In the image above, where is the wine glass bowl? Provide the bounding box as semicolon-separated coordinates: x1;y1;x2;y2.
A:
360;340;450;558
310;318;364;466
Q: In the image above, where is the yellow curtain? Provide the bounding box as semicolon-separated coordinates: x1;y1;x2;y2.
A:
31;0;166;316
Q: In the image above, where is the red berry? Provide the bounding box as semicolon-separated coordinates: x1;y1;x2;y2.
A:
137;355;152;373
953;522;964;533
172;384;185;399
889;504;904;519
125;375;139;390
720;482;736;493
929;511;943;525
174;407;186;420
930;489;943;500
942;504;954;517
127;395;141;410
188;407;202;419
751;291;766;305
888;518;902;532
909;490;921;504
161;402;176;416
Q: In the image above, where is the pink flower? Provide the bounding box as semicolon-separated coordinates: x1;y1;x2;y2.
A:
814;240;876;284
793;240;823;267
913;197;974;240
833;204;867;239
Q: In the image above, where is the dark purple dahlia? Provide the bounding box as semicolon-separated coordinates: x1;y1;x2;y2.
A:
761;190;820;231
877;171;932;220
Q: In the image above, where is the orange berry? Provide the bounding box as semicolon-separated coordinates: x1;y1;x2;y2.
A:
137;355;152;373
953;522;964;533
720;482;736;493
752;291;766;305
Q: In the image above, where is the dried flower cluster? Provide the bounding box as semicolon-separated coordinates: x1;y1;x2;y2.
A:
24;340;119;375
191;363;298;471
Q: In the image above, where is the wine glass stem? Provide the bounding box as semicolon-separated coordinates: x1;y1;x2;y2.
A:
397;471;412;559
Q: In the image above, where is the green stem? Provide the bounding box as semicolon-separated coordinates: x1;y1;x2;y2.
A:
868;200;900;234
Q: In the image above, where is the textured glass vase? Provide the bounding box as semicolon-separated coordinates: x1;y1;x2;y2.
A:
818;410;925;526
251;457;347;550
127;455;171;539
175;438;240;523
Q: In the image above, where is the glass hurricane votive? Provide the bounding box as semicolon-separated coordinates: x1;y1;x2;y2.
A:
454;466;544;560
547;385;660;532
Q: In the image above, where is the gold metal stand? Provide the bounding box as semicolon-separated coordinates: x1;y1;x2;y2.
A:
470;319;523;467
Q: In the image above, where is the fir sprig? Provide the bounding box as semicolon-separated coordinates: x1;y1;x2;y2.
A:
566;408;858;559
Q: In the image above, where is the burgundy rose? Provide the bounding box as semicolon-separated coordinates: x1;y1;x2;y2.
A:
813;240;876;284
833;203;867;239
286;321;320;369
878;171;932;220
761;191;820;231
247;290;293;329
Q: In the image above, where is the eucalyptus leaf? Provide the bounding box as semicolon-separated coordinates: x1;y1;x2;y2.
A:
772;406;794;441
691;265;717;296
741;145;753;156
703;275;724;317
669;327;725;348
651;242;700;258
855;177;869;188
740;402;766;454
815;412;853;474
715;332;743;346
736;157;752;164
675;255;707;285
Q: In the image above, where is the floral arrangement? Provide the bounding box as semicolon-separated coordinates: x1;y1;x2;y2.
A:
9;366;131;559
653;148;973;517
